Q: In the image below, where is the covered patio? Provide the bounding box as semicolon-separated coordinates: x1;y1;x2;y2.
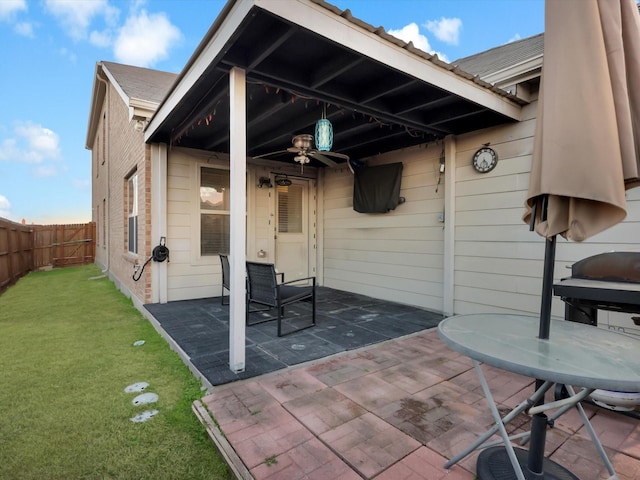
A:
144;0;525;375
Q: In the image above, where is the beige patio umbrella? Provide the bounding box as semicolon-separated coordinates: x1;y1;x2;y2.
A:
523;0;640;242
500;1;640;479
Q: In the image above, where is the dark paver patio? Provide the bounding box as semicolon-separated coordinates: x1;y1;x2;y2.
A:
143;287;444;387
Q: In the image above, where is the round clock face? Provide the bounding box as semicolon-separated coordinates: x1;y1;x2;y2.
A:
472;147;498;173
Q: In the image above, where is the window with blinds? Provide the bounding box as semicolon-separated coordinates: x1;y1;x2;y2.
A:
200;167;230;255
127;173;138;254
277;184;303;233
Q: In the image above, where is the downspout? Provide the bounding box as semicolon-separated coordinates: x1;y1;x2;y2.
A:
150;143;168;304
95;69;110;272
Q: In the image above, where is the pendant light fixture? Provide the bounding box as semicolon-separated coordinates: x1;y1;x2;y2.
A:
314;103;333;151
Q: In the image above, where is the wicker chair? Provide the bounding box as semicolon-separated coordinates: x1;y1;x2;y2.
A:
245;261;316;337
219;254;230;305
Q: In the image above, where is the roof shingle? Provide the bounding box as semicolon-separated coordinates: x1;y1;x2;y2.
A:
101;61;177;104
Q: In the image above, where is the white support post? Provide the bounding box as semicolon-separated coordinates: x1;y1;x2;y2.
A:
229;67;247;373
442;135;456;316
150;143;168;304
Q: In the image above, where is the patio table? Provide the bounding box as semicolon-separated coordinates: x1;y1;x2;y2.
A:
438;313;640;480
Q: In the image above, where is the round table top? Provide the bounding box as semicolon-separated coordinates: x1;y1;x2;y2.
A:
438;314;640;392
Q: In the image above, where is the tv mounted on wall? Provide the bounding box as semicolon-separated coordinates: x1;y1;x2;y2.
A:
353;162;404;213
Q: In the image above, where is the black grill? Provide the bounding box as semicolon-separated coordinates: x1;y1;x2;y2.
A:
553;252;640;325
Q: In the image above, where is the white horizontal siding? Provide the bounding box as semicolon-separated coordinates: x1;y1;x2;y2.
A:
164;149;320;302
166;149;222;302
451;96;640;318
322;144;445;311
452;107;542;316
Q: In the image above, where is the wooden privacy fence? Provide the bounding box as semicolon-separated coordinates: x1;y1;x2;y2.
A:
0;218;96;295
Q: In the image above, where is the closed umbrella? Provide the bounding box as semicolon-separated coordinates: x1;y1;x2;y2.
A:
482;1;640;479
524;0;640;241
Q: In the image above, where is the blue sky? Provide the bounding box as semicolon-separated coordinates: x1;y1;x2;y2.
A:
0;0;543;225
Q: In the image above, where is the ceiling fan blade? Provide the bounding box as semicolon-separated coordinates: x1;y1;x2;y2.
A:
309;152;337;167
253;149;289;159
320;151;350;161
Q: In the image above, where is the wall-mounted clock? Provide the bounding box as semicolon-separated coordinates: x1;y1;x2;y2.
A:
472;147;498;173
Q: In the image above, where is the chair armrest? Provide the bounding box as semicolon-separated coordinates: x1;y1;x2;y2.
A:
281;276;316;286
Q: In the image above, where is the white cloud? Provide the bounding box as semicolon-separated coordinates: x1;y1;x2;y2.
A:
114;9;182;67
386;23;450;62
33;164;61;178
0;121;61;165
424;17;462;45
0;194;11;218
387;23;431;53
59;47;77;63
44;0;119;41
89;29;111;48
431;50;450;64
0;0;31;38
0;0;26;21
42;1;182;66
72;178;91;189
14;21;34;37
508;34;522;43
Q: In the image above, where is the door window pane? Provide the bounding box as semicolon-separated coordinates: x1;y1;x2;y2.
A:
278;184;303;233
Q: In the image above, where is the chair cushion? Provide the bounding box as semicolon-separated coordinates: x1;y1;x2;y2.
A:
279;285;313;304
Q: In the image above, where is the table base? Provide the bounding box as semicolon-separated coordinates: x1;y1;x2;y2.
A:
443;361;617;480
477;447;580;480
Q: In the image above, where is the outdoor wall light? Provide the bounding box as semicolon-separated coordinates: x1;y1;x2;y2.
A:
275;175;292;186
315;104;333;151
257;176;272;188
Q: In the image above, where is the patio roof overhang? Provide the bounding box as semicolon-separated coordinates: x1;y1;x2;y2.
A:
146;0;525;166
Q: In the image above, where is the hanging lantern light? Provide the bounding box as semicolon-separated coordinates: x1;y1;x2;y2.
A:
315;104;333;151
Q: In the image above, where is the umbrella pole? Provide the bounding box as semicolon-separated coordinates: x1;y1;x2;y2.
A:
525;234;556;478
538;234;556;341
478;197;578;479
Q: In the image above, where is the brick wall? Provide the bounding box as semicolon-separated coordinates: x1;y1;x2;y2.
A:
91;81;152;304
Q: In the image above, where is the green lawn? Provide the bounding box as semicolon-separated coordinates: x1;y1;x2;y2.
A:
0;265;232;480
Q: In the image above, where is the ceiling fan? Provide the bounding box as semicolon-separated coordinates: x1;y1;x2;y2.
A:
255;134;349;171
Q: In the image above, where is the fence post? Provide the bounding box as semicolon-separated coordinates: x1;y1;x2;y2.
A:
7;224;14;285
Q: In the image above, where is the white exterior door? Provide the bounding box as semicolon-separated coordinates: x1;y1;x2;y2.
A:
275;178;313;282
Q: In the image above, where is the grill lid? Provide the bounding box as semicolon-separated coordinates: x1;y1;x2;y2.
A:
571;252;640;283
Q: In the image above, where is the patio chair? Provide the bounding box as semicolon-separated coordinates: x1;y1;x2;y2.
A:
245;261;316;337
219;254;230;305
221;254;284;307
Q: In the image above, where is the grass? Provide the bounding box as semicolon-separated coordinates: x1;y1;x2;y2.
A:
0;265;232;480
